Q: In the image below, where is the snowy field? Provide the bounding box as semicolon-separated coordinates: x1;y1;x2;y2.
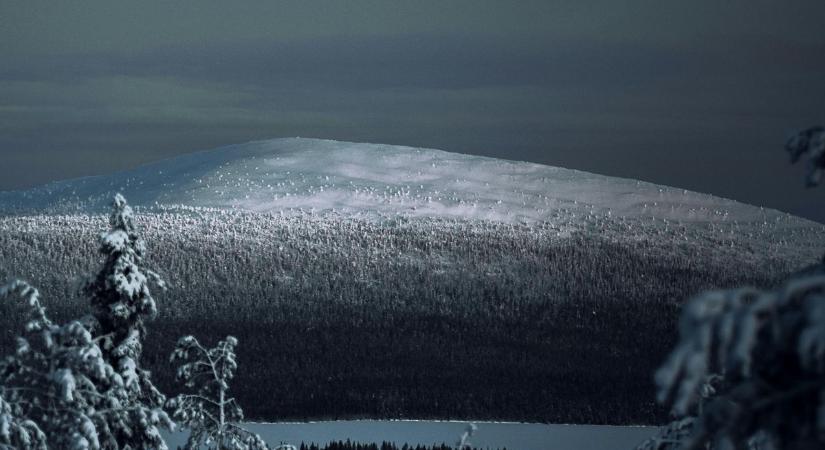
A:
163;420;657;450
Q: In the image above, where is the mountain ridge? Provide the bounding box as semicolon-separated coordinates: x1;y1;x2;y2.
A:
0;138;817;227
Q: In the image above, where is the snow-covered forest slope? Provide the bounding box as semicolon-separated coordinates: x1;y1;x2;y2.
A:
0;138;823;424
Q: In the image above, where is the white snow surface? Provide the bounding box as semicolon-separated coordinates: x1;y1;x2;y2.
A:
0;138;817;226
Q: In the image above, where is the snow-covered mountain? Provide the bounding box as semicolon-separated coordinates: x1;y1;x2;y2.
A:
0;138;808;225
3;137;823;263
1;138;823;424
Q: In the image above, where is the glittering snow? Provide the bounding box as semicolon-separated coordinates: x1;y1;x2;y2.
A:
0;138;805;226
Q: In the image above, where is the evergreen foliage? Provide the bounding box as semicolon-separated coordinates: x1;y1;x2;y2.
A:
649;274;825;449
0;280;172;449
786;126;825;187
641;129;825;449
83;194;170;448
0;209;810;423
289;441;497;450
168;335;268;450
0;392;47;450
0;195;173;449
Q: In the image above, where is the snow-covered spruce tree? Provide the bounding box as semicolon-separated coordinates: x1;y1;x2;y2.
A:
83;194;171;448
649;276;825;449
0;280;172;449
636;127;825;450
167;335;269;450
786;126;825;187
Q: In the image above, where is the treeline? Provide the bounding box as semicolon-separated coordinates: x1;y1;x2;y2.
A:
0;210;816;424
281;441;500;450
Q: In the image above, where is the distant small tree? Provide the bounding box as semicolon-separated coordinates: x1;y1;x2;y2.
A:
167;335;269;450
455;423;477;450
84;194;170;447
0;280;172;449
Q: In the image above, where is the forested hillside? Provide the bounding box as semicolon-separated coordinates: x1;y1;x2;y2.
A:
1;207;817;424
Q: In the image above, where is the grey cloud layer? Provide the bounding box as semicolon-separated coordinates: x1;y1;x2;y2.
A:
1;2;824;222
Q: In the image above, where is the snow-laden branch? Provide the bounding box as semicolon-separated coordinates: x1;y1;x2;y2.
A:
168;335;269;450
0;278;172;450
648;274;825;449
786;126;825;187
0;196;174;449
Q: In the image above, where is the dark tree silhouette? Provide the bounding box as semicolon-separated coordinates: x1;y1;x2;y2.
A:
640;128;825;449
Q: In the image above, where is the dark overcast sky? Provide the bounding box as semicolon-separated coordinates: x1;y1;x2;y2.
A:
1;1;824;222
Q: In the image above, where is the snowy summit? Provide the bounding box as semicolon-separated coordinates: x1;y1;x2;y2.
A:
0;138;805;225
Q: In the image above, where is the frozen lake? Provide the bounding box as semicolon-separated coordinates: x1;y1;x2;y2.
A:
163;420;657;450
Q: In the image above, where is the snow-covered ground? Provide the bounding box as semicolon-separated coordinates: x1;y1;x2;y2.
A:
0;137;811;225
163;420;657;450
2;137;822;263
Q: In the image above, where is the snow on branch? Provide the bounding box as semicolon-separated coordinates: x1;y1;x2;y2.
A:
651;274;825;449
0;195;175;449
82;195;172;448
786;126;825;187
168;335;269;450
0;391;46;450
0;280;172;449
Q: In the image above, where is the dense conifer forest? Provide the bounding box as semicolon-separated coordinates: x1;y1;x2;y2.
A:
0;208;817;424
289;441;497;450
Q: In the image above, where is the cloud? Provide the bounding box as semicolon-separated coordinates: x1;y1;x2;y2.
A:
0;30;824;222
